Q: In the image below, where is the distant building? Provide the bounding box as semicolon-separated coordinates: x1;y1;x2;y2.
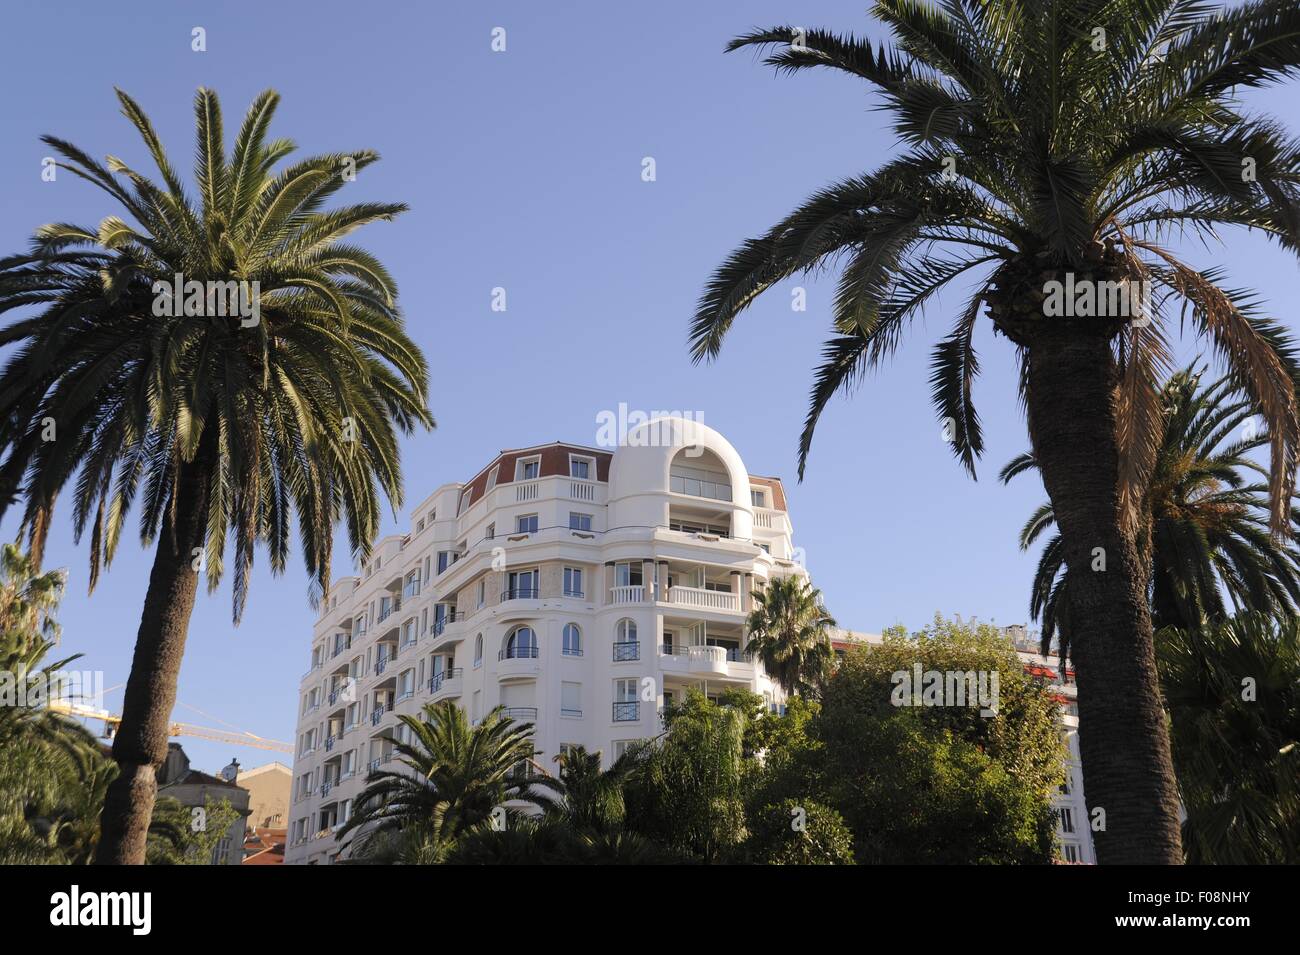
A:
830;625;1093;864
237;761;292;829
156;743;251;865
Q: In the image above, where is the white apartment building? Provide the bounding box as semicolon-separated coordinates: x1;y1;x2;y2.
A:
286;418;796;863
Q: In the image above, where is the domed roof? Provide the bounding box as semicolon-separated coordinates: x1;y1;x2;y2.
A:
607;418;753;541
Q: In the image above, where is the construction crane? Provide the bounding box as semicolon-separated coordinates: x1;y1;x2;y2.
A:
47;700;293;754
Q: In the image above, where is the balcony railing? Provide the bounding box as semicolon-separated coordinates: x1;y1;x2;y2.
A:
612;641;640;662
432;610;461;637
613;701;639;722
500;587;539;601
324;735;336;752
667;585;739;613
428;668;464;694
502;707;538;721
499;645;540;661
611;585;644;604
368;758;381;774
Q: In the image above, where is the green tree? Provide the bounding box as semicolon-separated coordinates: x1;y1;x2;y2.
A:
744;798;855;865
744;575;836;696
526;743;643;834
690;1;1300;863
0;545;105;864
623;691;747;863
1157;613;1300;863
1005;367;1300;635
337;701;538;857
812;617;1064;863
0;88;432;863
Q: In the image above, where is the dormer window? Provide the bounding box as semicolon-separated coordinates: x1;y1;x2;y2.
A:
569;455;594;480
750;488;767;508
516;456;541;481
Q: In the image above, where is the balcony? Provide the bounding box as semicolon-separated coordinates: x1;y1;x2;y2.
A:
660;644;750;677
667;585;739;613
613;701;639;722
612;641;640;662
428;667;464;698
501;706;538;721
370;701;393;726
610;585;644;604
432;610;462;638
500;587;539;601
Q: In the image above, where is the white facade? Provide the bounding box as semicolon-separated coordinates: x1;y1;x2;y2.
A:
286;418;796;864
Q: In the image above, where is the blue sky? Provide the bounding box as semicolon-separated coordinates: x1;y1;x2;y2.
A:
1;1;1297;771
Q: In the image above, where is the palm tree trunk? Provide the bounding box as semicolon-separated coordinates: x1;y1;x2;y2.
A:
94;442;212;865
1025;326;1183;864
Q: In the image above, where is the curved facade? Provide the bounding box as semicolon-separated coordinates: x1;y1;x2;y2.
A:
285;418;801;863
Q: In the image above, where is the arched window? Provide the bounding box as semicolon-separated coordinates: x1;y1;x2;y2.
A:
473;634;483;667
616;619;637;643
562;624;582;656
504;626;538;659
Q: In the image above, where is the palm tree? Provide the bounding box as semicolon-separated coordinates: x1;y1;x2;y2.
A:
744;576;836;696
1005;366;1300;635
337;701;539;857
0;545;105;864
691;1;1300;863
0;88;432;863
1157;613;1300;863
527;743;645;834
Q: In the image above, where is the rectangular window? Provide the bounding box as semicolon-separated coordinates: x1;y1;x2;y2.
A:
457;488;472;516
486;465;500;492
1060;808;1075;834
477;580;486;608
569;512;592;531
486;522;495;540
615;562;643;587
614;678;638;702
751;488;767;507
1062;843;1080;863
437;551;452;574
561;681;582;717
516;514;538;534
507;570;537;598
569;456;593;480
563;567;584;598
516;457;540;481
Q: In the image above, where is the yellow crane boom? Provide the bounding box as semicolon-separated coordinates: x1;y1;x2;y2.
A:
47;700;293;754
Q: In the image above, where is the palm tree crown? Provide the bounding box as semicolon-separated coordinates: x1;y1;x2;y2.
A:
1006;366;1300;639
0;87;432;617
338;701;539;855
692;1;1300;516
745;575;837;696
